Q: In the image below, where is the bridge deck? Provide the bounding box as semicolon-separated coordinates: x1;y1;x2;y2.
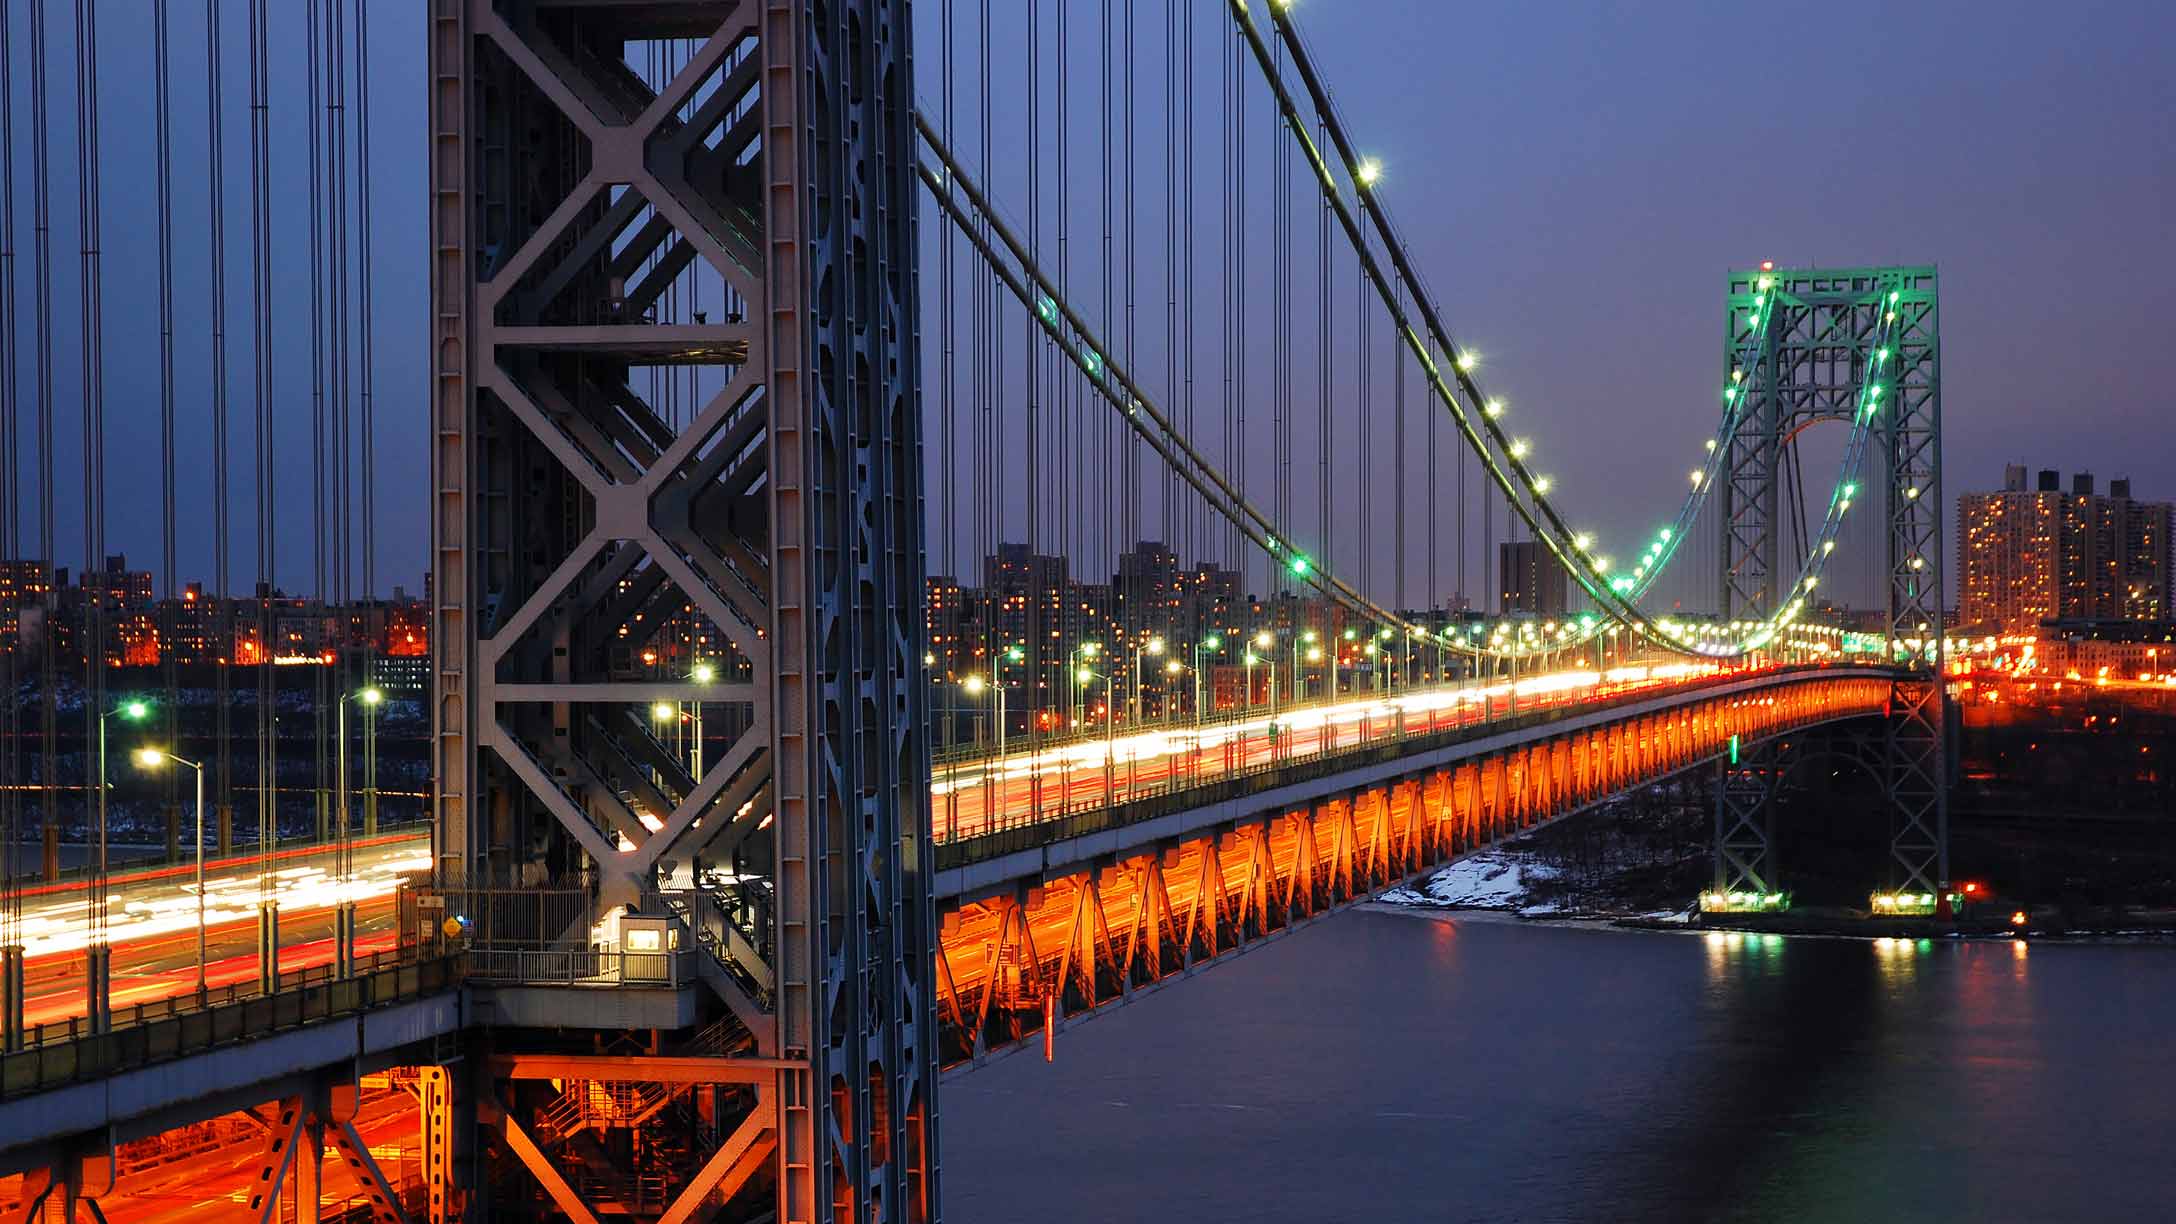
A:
934;665;1899;1068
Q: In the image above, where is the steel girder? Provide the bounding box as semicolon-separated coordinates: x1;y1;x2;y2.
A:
1715;267;1947;898
431;1;935;1220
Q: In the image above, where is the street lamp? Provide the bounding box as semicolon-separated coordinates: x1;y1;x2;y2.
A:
1254;632;1276;713
1076;666;1115;749
330;687;384;977
81;697;151;1028
1291;631;1318;704
94;698;151;860
964;645;1024;756
1068;642;1103;730
134;748;207;997
689;662;715;779
962;673;1001;755
1133;635;1166;725
1193;635;1223;719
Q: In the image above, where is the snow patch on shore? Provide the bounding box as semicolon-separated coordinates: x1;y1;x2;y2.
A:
1379;848;1558;911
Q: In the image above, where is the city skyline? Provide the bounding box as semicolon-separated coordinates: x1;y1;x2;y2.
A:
0;2;2168;607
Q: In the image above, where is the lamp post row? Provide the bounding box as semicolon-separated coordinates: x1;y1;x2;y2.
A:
111;685;381;1024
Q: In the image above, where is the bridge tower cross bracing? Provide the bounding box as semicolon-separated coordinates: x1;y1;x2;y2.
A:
431;1;936;1219
1714;266;1948;901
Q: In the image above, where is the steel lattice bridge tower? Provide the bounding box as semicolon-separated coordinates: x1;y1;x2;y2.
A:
432;0;934;1218
1710;266;1948;911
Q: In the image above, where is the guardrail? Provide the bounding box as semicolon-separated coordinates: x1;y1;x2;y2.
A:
14;947;416;1051
0;952;463;1101
465;944;690;987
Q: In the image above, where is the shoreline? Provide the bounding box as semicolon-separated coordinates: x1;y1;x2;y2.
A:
1366;897;2176;946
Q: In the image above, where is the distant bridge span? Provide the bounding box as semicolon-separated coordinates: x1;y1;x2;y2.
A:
932;664;1901;1068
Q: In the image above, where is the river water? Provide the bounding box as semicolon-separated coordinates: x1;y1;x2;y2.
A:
943;908;2175;1223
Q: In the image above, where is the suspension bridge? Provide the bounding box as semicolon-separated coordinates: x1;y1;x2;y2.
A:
0;0;1945;1219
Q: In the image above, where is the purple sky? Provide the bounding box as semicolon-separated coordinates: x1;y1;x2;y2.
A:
1299;0;2176;564
5;1;2171;607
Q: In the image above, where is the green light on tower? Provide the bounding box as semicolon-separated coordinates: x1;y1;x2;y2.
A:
1729;734;1741;765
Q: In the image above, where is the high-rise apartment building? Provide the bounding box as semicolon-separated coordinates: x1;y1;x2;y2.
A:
1499;539;1568;618
1957;466;2173;632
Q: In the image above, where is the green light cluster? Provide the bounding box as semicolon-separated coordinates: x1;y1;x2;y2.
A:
1700;890;1790;913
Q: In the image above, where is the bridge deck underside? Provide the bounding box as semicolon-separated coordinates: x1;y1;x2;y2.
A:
936;674;1892;1067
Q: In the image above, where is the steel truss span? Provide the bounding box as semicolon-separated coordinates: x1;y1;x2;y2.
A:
937;672;1894;1067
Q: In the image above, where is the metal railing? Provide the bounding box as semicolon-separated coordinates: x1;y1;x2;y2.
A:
662;881;773;1006
449;888;593;948
14;947;415;1051
464;943;689;987
0;952;463;1101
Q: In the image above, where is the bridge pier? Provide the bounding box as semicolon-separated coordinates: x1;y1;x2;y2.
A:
1712;736;1788;903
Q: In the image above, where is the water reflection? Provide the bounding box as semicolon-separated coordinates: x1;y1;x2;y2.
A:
948;912;2175;1224
1870;934;1933;988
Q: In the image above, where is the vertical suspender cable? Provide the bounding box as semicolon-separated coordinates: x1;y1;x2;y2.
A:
206;0;236;911
332;0;356;956
979;0;996;705
1103;0;1120;616
1123;0;1138;570
1181;1;1196;602
155;0;181;900
939;0;953;579
29;0;57;978
1099;0;1113;598
1025;1;1039;752
354;0;376;836
249;0;277;945
0;0;20;1016
1393;283;1407;614
1183;0;1201;596
1356;260;1370;600
1317;118;1330;603
1457;344;1467;614
306;0;328;852
1229;29;1244;595
77;0;111;983
1272;37;1290;600
1429;370;1440;617
329;0;355;961
1161;0;1177;549
1218;25;1233;591
1048;4;1061;727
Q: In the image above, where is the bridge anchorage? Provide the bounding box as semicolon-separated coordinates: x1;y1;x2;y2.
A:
0;0;1953;1219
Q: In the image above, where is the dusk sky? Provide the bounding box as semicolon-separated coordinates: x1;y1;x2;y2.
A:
2;0;2171;608
1301;0;2176;581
